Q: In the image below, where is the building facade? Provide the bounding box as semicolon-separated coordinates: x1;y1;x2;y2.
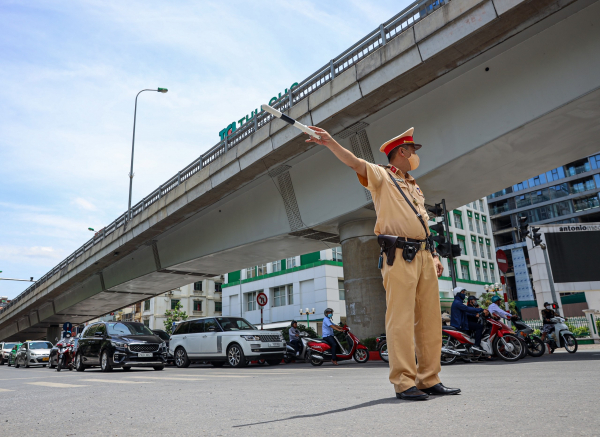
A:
222;197;498;331
487;151;600;310
141;279;222;331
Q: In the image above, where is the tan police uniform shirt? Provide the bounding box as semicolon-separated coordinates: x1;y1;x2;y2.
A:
357;162;429;239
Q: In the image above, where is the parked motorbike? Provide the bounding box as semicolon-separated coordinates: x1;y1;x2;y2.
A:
545;316;578;354
306;324;369;366
511;317;545;358
375;334;388;363
57;338;75;372
283;332;311;363
441;315;523;364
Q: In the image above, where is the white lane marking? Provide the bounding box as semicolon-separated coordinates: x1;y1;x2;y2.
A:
127;376;206;381
27;382;88;388
82;379;153;384
0;388;14;392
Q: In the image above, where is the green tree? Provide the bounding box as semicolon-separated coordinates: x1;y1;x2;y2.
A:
478;292;517;315
163;301;188;335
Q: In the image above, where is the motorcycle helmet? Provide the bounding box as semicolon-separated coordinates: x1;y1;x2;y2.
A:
491;296;501;304
324;308;333;318
467;296;478;306
543;302;550;308
290;320;298;327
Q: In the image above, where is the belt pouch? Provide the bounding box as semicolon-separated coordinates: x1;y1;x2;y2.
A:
402;244;418;263
377;235;399;267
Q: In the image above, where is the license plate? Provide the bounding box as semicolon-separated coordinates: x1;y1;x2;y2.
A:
138;353;153;358
268;342;279;347
42;357;49;361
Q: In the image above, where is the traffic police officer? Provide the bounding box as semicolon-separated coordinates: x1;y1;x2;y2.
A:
305;126;460;400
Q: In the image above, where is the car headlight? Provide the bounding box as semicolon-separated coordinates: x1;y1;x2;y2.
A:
160;341;166;349
30;352;36;356
240;335;261;341
111;341;128;348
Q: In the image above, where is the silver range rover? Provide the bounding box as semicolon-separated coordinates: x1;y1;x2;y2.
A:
169;317;286;368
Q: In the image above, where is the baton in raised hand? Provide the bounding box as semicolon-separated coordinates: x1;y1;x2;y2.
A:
261;104;321;140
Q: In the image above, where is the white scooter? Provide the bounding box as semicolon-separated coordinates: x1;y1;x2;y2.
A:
545;317;577;354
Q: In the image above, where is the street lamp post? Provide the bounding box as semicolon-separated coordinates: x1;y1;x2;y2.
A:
127;88;168;222
300;308;315;328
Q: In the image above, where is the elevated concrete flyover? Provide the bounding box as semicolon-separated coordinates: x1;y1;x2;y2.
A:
2;0;600;341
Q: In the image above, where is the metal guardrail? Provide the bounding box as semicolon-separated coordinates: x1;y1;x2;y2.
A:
0;0;449;316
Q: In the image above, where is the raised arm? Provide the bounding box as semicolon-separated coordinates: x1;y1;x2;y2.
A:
304;127;367;179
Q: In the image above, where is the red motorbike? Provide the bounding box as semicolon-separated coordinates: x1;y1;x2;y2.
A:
306;325;369;366
57;338;75;372
441;315;523;364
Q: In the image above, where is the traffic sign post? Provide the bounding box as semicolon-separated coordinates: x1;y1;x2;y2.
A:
256;292;268;330
496;250;510;312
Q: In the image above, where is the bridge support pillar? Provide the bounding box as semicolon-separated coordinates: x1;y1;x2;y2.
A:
339;218;385;340
46;325;61;343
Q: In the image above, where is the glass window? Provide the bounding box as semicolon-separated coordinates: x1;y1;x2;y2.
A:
257;264;267;276
487;245;492;259
338;280;345;300
483;268;489;282
479;243;485;258
460;263;471;281
95;324;107;336
516;194;531;208
188;319;205;334
246;292;257;312
471;241;477;256
204;318;220;331
286;257;297;269
453;213;463;229
193;300;202;312
332;247;343;262
216;317;257;331
171;299;180;310
144;300;150;311
215;283;222;293
479;199;485;212
287;285;294;305
143;319;150;327
513;181;528;192
476;268;482;282
172;321;189;335
573;195;600;212
458;238;467;256
245;267;255;279
272;260;282;273
590;154;600;170
475;219;481;233
194;281;203;291
106;323;153;336
215;301;222;312
489;268;495;282
468;217;474;232
29;342;53;349
273;286;286;307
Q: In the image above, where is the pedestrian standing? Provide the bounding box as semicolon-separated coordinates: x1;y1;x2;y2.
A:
305;126;460;400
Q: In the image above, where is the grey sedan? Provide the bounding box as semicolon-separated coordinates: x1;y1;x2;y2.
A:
14;341;53;368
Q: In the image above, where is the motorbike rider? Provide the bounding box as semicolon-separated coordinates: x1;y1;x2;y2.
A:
488;296;513;321
322;308;344;366
289;320;302;356
450;287;489;353
541;302;558;342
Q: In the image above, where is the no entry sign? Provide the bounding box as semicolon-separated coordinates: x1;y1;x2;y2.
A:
496;249;509;274
256;292;268;307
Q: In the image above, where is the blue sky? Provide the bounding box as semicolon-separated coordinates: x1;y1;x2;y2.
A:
0;0;413;299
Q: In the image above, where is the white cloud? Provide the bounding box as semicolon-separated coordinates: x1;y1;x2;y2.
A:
73;197;98;211
0;245;64;263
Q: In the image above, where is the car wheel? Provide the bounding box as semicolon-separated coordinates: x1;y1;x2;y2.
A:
75;353;85;372
211;361;225;367
227;344;247;368
100;350;113;372
122;366;132;371
153;366;164;371
0;356;4;365
175;347;190;368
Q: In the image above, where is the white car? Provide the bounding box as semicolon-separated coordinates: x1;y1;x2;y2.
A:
0;342;20;365
169;317;285;368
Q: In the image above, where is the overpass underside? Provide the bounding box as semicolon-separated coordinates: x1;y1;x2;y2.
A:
3;0;600;341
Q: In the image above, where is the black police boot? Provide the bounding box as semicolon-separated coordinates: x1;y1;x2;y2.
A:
396;386;429;401
421;383;461;396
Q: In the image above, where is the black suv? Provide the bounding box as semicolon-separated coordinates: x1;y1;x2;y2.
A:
75;321;167;372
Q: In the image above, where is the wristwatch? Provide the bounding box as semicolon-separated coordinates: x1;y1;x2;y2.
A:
431;252;439;259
